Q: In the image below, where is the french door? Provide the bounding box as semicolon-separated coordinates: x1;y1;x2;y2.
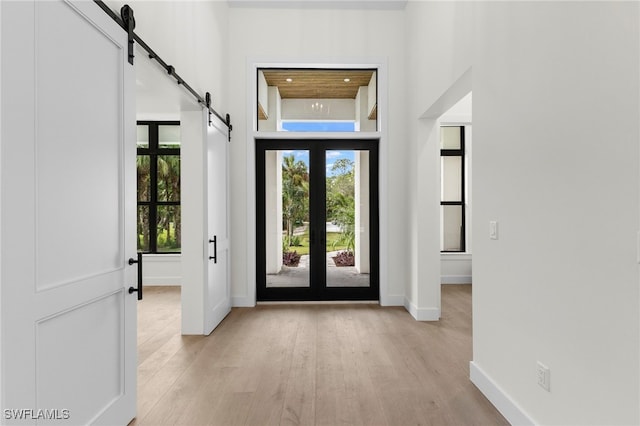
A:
256;139;379;301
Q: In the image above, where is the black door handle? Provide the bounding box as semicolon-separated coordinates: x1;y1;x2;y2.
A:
209;236;217;263
128;252;143;300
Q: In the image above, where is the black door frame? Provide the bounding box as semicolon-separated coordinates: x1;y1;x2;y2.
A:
256;138;379;301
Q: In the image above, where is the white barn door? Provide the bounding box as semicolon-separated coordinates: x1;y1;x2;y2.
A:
204;120;231;334
1;1;137;424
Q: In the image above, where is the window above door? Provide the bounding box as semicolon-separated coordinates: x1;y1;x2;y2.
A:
256;68;378;132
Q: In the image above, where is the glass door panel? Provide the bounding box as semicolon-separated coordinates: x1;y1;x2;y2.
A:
265;150;311;288
257;140;378;301
325;150;370;288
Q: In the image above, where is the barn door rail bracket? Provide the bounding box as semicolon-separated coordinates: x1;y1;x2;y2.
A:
93;1;233;139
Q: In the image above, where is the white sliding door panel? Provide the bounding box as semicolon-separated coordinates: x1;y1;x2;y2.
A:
204;120;231;335
1;1;137;425
36;292;123;424
36;1;123;289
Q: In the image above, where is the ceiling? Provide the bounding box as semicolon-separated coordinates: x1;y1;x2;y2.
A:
262;69;375;99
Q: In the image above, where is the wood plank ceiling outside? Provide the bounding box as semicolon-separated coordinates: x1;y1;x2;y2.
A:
262;69;374;99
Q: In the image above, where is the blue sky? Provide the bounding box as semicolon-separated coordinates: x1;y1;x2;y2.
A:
281;121;355;132
281;150;355;177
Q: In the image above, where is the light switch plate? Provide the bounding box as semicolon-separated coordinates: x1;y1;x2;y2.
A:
489;221;498;240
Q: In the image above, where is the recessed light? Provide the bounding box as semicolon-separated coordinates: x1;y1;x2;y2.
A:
344;78;351;82
286;78;293;83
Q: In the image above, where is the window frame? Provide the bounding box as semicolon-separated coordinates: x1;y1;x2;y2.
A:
137;120;181;254
440;126;466;253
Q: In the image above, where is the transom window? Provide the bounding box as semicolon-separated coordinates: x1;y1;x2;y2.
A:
136;122;181;253
257;68;378;132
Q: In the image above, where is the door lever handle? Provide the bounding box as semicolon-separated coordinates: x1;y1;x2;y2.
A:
208;236;217;263
127;252;143;300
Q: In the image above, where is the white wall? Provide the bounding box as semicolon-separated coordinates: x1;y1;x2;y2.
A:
105;0;229;118
227;5;407;306
142;254;181;286
407;2;639;424
104;0;230;296
471;3;639;424
180;110;207;334
405;1;473;319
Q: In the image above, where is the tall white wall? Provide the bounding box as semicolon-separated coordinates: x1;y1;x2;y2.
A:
405;1;473;319
104;0;230;292
471;3;639;424
407;2;639;423
227;5;407;306
105;0;229;117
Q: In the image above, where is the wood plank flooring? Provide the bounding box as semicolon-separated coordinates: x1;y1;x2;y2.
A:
131;286;507;426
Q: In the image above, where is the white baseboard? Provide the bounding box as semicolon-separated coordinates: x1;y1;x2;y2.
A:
403;298;440;321
232;296;256;307
381;294;404;306
441;275;472;284
469;361;535;426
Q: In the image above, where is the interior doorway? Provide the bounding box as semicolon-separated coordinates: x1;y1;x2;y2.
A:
256;139;379;301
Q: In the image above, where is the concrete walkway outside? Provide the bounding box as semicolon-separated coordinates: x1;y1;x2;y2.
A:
266;251;370;288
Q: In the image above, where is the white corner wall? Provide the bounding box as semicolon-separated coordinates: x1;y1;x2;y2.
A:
472;2;639;425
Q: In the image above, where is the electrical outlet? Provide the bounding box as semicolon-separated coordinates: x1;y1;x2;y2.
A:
537;361;550;391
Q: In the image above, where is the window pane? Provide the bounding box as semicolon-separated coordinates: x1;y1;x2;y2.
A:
266;150;310;288
137;205;150;252
156;205;181;252
137;125;149;148
442;205;463;251
441;126;461;149
441;156;462;201
137;155;151;202
157;155;180;202
326;150;370;288
158;125;181;148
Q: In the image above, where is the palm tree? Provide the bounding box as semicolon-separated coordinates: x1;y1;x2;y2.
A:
155;155;181;250
282;154;309;247
136;155;151;250
326;159;355;253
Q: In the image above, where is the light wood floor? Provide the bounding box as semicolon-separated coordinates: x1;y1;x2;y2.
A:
132;286;507;426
